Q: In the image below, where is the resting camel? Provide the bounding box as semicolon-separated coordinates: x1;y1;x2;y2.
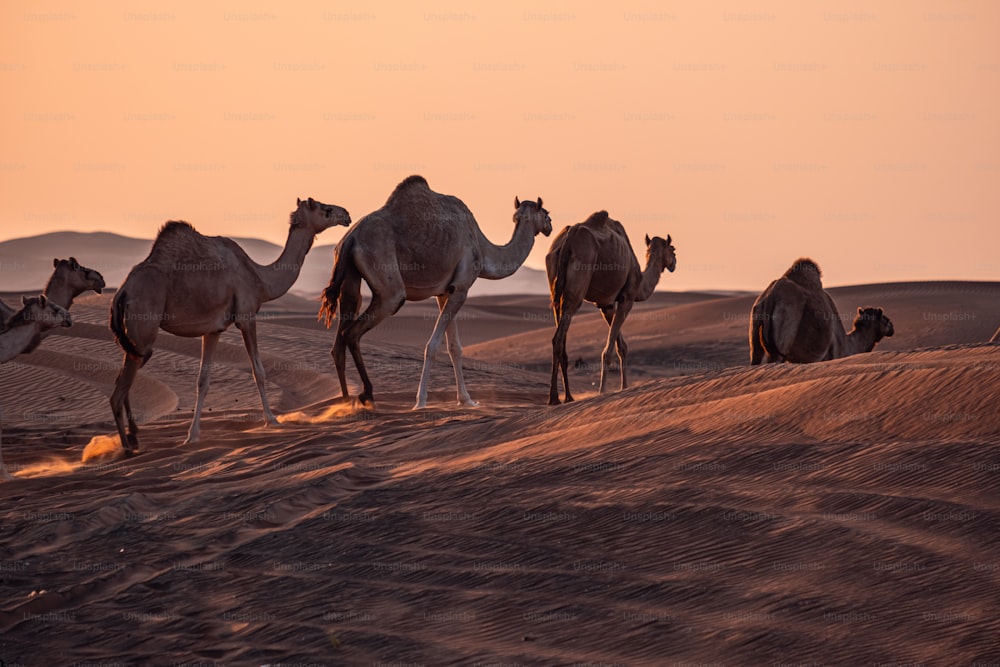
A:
319;175;552;408
546;211;676;405
0;257;105;339
750;258;894;364
110;198;350;454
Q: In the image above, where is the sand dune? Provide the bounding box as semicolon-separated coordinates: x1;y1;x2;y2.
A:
0;282;998;665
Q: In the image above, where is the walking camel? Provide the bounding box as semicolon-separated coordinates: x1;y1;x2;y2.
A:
546;211;676;405
749;258;894;364
319;175;552;408
0;295;72;479
0;257;105;339
110;198;350;454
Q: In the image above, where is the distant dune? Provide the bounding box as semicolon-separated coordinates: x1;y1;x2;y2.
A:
0;280;997;664
0;230;551;297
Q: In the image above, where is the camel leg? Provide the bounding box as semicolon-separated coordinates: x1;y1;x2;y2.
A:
601;305;630;390
549;305;577;405
185;332;220;445
331;274;362;401
110;355;142;455
599;300;633;393
416;288;470;409
548;310;565;406
238;319;278;427
750;319;765;365
437;295;476;407
343;291;405;406
124;396;139;438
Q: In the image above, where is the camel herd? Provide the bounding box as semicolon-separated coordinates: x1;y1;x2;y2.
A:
0;176;904;456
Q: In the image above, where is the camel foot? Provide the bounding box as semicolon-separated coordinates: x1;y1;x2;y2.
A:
458;398;479;408
122;447;139;458
357;394;375;409
548;396;561;406
564;395;574;403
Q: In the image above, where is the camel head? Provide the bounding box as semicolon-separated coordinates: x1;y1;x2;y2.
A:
854;307;894;342
19;294;72;329
54;257;106;295
514;196;552;237
293;197;352;235
645;234;677;273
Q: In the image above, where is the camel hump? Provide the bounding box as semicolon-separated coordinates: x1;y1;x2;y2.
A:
582;210;610;227
783;257;823;290
579;210;629;243
158;220;197;238
387;175;431;203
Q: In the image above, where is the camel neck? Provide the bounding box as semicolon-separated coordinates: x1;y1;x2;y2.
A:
0;320;42;363
635;253;665;302
43;274;74;310
476;218;535;280
259;224;315;301
843;325;880;356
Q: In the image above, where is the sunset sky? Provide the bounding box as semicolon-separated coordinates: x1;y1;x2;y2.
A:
2;1;997;291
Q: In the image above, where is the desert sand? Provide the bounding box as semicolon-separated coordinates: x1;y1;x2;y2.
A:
1;281;998;665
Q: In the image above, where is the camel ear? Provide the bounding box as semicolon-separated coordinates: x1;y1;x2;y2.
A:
38;294;47;306
645;234;651;247
858;307;864;315
70;257;79;269
22;295;29;306
666;234;672;245
515;196;521;209
297;198;302;206
53;258;59;268
877;308;883;317
537;197;543;208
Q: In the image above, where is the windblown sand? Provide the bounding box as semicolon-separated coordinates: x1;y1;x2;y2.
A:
1;283;998;665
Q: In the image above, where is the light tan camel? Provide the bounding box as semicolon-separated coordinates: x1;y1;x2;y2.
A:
319;175;552;409
0;295;71;479
0;257;105;340
749;258;894;364
110;198;350;454
545;211;676;405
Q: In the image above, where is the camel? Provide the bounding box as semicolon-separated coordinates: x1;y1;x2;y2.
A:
546;211;676;405
109;197;350;454
0;257;105;341
0;295;72;363
319;175;552;409
749;258;894;364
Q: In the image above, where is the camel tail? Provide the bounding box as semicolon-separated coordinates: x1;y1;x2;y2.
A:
551;226;580;318
319;235;355;328
110;290;151;365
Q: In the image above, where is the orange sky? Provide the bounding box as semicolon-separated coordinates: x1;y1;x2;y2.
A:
2;1;998;290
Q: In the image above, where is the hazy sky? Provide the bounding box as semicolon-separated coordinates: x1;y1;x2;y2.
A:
2;1;997;290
